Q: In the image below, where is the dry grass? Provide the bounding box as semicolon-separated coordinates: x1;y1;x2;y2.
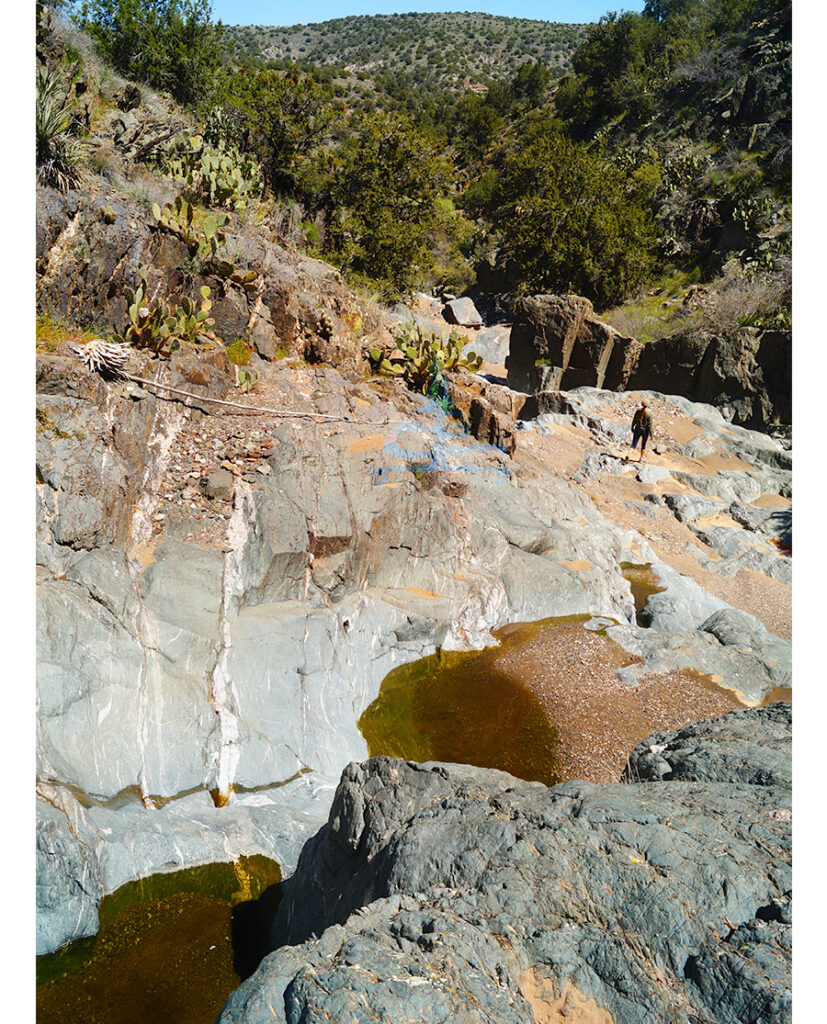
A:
599;259;790;344
698;262;790;332
113;166;178;210
601;271;703;343
36;310;101;353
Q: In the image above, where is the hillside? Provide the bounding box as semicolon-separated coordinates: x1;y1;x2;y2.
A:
223;12;589;85
48;0;791;326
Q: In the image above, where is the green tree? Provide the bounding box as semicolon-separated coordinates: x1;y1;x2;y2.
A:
487;117;659;308
323;111;458;295
74;0;226;107
510;60;552;108
556;7;705;132
209;66;333;197
451;93;504;165
643;0;694;22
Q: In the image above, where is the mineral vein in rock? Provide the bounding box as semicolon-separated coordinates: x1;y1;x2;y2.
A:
207;480;254;801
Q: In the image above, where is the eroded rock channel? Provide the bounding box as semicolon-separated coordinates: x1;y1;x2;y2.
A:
37;314;791;1020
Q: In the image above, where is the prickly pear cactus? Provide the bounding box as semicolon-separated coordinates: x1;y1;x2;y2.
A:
151;197;230;256
113;270;217;357
159;132;263;211
369;325;484;393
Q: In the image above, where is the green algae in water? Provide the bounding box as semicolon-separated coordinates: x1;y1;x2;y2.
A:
36;855;282;1024
358;618;577;787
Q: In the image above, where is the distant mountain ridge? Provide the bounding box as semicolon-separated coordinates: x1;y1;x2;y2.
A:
223;12;590;84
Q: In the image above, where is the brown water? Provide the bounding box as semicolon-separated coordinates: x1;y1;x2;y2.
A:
358;614;764;785
358;617;611;787
36;856;282;1024
620;562;666;626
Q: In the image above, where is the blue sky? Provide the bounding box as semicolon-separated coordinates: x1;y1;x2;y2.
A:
209;2;644;28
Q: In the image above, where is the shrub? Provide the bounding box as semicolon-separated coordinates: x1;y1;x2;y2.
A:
208;65;332;197
700;262;790;333
73;0;227;107
323;111;458;295
487;117;659;308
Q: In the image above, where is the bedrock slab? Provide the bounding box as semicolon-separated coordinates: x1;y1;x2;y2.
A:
219;705;790;1024
36;357;792;956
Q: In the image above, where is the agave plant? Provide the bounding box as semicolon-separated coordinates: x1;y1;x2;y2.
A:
36;66;84;192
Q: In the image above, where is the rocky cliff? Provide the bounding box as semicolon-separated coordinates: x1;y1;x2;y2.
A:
218;704;791;1024
505;293;790;431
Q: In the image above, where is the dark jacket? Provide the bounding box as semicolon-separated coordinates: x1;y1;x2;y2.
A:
632;407;653;434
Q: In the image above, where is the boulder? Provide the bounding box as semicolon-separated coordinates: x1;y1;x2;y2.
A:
463;325;510;366
447;372;525;454
200;468;234;500
561;316;617;388
468;395;516;454
617;605;791;704
627;327;791;430
506;294;593;393
624;702;791;786
442;296;483;328
695;327;791;429
219;706;790;1024
636;464;672;484
662;492;727;523
628;329;713;399
602;333;644;390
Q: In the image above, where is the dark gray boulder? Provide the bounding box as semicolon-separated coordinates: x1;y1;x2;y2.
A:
695;328;791;428
506;294;593;392
627;327;791;430
219;706;791;1024
628;329;712;399
623;702;791;786
201;467;235;500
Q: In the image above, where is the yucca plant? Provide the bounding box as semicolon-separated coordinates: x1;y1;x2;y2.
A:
36;66;84;192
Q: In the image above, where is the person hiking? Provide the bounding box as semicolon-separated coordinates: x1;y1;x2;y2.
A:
627;400;653;462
